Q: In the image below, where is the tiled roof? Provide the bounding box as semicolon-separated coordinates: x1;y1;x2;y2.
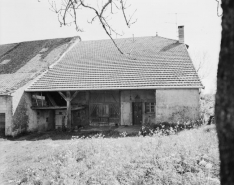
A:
27;36;202;91
0;37;78;94
0;73;34;95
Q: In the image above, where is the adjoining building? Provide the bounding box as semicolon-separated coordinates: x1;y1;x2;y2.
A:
0;37;79;135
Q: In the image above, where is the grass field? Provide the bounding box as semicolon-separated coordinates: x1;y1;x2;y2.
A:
0;125;219;185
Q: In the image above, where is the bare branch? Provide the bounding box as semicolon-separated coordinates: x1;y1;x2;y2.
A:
47;0;137;55
191;51;211;80
87;15;97;24
80;0;124;54
120;0;137;28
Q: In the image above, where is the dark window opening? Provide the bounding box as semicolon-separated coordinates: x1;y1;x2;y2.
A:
90;103;119;119
31;92;67;107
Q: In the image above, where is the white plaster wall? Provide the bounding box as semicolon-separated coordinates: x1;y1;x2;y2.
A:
156;89;200;124
12;82;28;114
121;102;132;125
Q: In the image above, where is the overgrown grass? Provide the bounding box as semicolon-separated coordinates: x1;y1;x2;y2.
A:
6;125;219;185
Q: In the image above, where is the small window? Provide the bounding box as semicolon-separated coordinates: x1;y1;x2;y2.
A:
145;102;155;113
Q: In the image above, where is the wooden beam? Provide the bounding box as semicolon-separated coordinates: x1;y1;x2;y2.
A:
59;91;67;101
31;106;85;110
71;91;79;101
46;93;57;106
31;106;66;110
66;91;72;129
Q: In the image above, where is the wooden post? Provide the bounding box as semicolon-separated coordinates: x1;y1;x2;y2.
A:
58;91;79;130
66;91;71;129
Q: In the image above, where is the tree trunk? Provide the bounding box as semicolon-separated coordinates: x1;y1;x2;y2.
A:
215;1;234;184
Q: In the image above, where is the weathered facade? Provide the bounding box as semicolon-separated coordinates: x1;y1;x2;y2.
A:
156;89;200;123
1;26;203;136
26;88;200;132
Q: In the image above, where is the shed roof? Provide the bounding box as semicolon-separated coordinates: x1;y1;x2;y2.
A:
27;36;203;92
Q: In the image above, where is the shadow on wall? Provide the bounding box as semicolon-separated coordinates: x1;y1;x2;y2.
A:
170;106;199;124
12;94;29;135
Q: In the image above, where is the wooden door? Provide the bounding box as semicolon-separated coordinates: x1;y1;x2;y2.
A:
47;110;55;130
132;102;142;125
0;113;5;133
72;109;87;127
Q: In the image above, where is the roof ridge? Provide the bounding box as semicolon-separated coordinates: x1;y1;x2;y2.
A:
0;36;80;46
80;35;179;43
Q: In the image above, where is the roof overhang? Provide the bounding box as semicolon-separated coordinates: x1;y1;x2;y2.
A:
25;85;204;92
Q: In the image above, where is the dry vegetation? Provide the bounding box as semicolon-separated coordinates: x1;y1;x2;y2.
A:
1;125;219;185
200;93;215;124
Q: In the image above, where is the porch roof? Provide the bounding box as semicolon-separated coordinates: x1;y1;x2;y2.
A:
26;36;203;92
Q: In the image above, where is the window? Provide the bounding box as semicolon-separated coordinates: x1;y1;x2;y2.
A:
91;104;109;117
90;104;119;118
97;104;109;117
145;102;155;113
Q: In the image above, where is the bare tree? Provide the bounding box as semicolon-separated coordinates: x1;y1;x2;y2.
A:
191;50;211;80
48;0;137;54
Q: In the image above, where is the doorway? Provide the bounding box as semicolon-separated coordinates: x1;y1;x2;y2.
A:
0;113;5;134
132;102;142;125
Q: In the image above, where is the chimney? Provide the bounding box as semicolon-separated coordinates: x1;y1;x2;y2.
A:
178;25;184;43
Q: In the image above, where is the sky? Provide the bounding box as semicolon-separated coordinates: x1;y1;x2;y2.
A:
0;0;222;94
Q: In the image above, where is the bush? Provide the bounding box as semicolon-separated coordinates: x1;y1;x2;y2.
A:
139;120;203;136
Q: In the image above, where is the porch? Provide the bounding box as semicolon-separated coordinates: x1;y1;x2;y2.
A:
29;90;156;131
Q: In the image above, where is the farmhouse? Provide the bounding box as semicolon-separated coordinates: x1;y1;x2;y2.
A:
0;26;203;136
